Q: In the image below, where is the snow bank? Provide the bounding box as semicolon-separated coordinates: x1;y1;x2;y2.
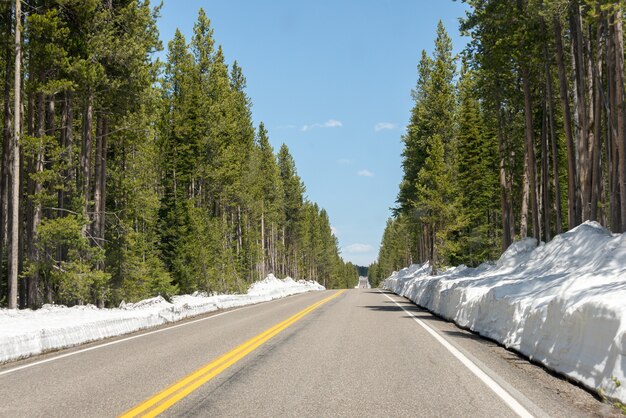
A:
0;275;324;364
383;221;626;403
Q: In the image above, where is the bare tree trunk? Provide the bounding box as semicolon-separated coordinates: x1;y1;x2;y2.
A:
522;66;540;242
541;93;551;241
0;1;13;302
571;2;591;221
25;82;45;308
614;8;626;232
590;15;604;222
8;0;21;309
81;92;93;232
554;16;580;229
271;222;276;273
607;12;621;232
429;223;437;276
236;205;242;256
59;95;72;195
508;176;515;240
545;52;562;234
260;208;265;279
99;117;106;245
497;104;512;250
93;115;103;240
520;152;529;239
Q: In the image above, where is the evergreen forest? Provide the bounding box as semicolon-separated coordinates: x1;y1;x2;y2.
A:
370;0;626;286
0;2;358;309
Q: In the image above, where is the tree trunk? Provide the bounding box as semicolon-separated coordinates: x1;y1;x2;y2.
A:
607;12;621;232
0;1;13;303
236;205;242;256
81;92;93;231
497;104;512;250
522;66;540;242
590;14;604;222
93;115;104;241
260;208;265;279
520;152;529;239
554;16;580;229
429;223;437;276
541;92;551;241
8;0;21;309
614;8;626;231
26;82;45;308
55;91;72;279
545;50;562;234
570;2;591;221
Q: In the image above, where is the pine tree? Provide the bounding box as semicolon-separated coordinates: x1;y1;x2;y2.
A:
1;5;354;306
455;67;499;265
277;144;305;277
251;123;284;278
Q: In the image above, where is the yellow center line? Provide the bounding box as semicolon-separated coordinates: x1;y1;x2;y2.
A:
119;290;346;418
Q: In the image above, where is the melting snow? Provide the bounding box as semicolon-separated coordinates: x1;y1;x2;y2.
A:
0;274;324;364
384;221;626;403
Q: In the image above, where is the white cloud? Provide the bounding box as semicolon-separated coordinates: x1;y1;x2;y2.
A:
342;243;374;254
324;119;343;128
301;119;343;132
357;169;374;177
374;122;396;132
331;226;338;236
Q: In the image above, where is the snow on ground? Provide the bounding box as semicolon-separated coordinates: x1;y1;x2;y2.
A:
0;274;324;364
383;221;626;403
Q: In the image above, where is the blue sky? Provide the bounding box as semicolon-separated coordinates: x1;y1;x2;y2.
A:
156;0;469;267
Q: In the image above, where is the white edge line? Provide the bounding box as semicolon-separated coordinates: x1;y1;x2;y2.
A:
0;292;320;377
380;290;534;418
0;307;248;377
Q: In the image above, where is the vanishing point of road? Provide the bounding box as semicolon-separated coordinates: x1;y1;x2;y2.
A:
0;289;620;417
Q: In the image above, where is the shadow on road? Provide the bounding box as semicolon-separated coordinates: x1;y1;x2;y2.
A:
360;305;409;312
441;329;485;341
360;300;428;313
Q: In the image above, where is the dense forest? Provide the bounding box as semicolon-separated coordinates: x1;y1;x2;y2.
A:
0;1;358;309
370;0;626;286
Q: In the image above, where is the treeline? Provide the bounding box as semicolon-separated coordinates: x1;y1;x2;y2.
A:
0;1;357;309
370;0;626;284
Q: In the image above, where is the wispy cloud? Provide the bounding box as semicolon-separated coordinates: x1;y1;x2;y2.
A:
374;122;396;132
357;169;374;177
301;119;343;132
331;226;338;236
343;243;374;254
337;158;353;165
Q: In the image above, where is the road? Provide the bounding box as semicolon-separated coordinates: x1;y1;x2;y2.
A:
0;289;620;417
357;276;369;288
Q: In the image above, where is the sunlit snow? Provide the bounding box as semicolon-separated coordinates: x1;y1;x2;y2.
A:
0;274;324;364
384;221;626;403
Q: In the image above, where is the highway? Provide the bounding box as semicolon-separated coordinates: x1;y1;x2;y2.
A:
0;289;619;417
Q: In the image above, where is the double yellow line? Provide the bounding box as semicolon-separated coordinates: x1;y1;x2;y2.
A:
119;290;346;418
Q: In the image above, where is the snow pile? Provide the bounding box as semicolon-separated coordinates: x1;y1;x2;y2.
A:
247;274;324;297
383;221;626;402
0;275;324;364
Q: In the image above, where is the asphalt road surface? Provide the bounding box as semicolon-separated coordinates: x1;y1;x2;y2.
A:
357;276;369;288
0;289;621;417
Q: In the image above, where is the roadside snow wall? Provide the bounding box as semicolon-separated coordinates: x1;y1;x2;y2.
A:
0;274;324;364
383;221;626;403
